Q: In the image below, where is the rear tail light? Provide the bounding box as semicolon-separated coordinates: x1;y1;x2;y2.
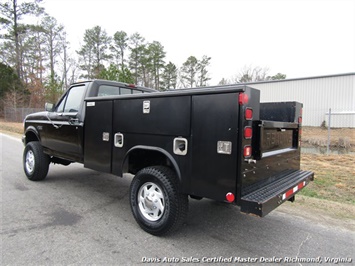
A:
226;192;235;203
238;93;249;105
299;108;303;147
245;108;253;120
244;145;252;158
244;127;252;139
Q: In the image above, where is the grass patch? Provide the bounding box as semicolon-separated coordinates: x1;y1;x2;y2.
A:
299;187;319;198
300;154;355;205
0;120;23;135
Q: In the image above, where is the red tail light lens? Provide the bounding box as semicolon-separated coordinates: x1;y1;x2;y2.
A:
245;108;253;120
226;192;235;203
238;93;249;105
244;145;252;158
244;127;252;139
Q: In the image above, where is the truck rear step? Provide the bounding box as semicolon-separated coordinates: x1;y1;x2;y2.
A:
240;170;314;217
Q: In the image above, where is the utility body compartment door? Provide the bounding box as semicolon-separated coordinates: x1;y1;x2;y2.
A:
84;100;113;173
190;93;239;201
111;95;192;178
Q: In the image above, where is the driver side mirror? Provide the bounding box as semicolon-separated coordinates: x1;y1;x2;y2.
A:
45;103;54;112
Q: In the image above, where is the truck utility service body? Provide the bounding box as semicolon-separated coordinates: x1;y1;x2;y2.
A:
23;80;314;235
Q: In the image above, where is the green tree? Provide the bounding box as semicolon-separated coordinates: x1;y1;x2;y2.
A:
118;66;134;84
98;63;120;81
41;15;65;86
161;62;178;90
270;73;286;80
0;62;27;111
218;78;230;85
111;30;128;72
0;62;23;98
180;56;198;88
98;64;134;84
0;0;44;80
148;41;165;90
77;26;112;79
128;32;145;85
44;73;62;104
197;55;211;87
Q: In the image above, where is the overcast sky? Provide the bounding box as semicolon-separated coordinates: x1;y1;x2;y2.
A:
42;0;355;85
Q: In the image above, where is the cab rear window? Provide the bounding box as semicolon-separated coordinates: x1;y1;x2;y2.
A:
97;85;143;96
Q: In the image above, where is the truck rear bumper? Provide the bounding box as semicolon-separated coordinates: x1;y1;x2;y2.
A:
240;169;314;217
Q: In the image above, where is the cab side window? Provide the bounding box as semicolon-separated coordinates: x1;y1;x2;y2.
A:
120;88;132;95
56;85;85;113
56;97;65;113
98;85;140;96
98;85;120;96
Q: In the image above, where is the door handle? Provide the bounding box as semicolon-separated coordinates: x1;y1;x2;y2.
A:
173;137;188;155
114;133;124;148
69;118;79;125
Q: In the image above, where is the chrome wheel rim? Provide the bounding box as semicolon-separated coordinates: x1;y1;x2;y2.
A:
138;182;165;221
25;150;35;174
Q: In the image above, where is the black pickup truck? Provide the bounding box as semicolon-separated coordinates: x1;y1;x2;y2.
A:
23;79;314;235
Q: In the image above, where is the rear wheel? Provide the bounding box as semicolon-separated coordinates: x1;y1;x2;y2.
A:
23;141;50;181
130;166;188;235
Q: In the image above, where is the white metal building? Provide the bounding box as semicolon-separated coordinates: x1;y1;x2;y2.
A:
244;73;355;128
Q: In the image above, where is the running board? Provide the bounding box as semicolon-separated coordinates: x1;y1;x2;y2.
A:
240;170;314;217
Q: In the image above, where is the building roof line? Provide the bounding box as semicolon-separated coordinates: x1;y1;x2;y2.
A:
238;72;355;86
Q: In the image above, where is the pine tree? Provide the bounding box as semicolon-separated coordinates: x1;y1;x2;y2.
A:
161;62;177;90
0;0;44;81
197;55;211;87
180;56;198;88
128;32;145;85
148;41;166;90
77;26;112;79
111;31;128;72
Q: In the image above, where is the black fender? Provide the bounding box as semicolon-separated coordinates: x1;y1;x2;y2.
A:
122;145;182;182
23;126;41;144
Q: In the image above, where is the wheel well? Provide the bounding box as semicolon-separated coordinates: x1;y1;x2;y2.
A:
125;149;180;179
25;130;39;144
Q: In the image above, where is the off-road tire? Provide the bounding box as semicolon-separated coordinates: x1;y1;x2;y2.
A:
130;166;188;236
23;141;50;181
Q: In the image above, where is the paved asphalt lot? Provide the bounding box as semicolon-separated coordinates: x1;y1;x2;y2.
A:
1;133;354;265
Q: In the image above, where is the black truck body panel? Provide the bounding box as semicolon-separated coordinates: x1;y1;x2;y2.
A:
23;80;314;218
190;92;240;201
84;100;113;173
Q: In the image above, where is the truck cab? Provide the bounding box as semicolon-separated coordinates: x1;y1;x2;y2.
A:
23;80;155;163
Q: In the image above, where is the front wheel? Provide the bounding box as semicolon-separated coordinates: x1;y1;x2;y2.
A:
130;166;188;236
23;141;50;181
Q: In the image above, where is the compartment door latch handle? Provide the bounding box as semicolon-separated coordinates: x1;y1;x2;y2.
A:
114;133;124;148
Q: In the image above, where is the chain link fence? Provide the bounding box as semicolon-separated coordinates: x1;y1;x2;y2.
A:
4;108;43;123
301;109;355;155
